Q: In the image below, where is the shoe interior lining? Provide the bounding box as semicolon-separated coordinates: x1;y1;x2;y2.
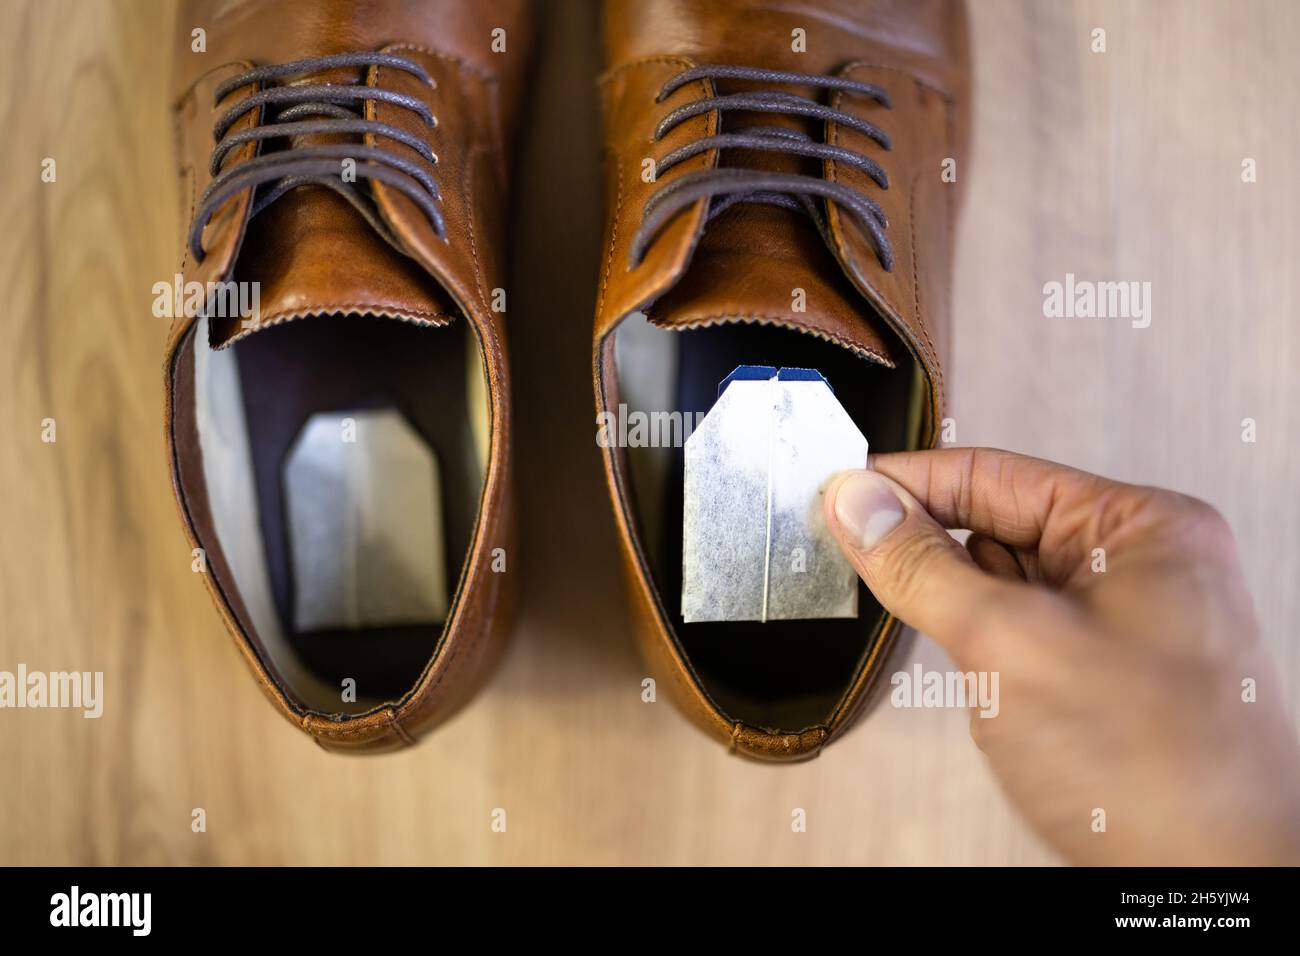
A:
614;314;921;733
189;313;489;714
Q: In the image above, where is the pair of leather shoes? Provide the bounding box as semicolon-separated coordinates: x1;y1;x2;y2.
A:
164;0;969;758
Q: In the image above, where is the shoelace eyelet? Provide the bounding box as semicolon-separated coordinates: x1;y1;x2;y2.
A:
631;64;895;273
188;51;445;263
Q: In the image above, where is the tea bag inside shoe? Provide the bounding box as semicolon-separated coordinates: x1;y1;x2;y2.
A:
682;366;867;624
284;408;448;632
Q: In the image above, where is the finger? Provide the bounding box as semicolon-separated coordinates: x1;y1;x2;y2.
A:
966;532;1026;581
868;447;1112;551
825;468;1025;658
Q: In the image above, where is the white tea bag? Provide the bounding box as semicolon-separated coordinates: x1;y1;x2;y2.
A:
284;408;448;631
681;367;867;624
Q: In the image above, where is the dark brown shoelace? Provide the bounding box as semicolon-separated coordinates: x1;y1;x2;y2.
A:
188;52;443;263
630;64;894;272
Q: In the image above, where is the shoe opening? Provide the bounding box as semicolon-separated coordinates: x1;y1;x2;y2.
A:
173;312;490;715
611;313;924;733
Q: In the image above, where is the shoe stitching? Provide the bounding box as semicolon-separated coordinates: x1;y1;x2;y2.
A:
824;72;946;407
597;54;698;89
374;46;496;318
642;310;895;367
908;167;943;403
462;145;493;316
841;62;948;402
596;146;624;318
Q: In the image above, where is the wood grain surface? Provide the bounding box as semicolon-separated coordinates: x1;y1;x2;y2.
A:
1;0;1296;865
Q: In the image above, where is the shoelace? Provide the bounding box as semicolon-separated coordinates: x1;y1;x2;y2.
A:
188;52;443;263
629;64;894;272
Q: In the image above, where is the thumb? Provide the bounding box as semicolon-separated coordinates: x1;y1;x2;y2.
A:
825;468;1018;655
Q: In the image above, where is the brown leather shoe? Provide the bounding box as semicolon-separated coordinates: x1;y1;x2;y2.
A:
593;0;970;760
164;0;535;752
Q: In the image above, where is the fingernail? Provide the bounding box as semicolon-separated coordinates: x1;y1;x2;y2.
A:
833;471;905;550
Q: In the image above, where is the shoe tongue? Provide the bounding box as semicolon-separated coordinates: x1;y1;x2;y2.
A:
210;187;457;350
646;79;896;367
208;64;456;350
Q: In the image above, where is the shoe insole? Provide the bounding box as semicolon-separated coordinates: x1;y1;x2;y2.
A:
234;314;483;702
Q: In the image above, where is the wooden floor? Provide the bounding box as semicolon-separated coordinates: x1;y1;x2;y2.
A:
2;0;1297;865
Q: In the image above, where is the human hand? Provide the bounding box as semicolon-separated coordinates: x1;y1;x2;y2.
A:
825;448;1300;865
